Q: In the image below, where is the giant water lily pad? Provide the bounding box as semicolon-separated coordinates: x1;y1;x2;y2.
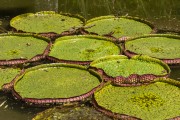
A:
124;34;180;64
33;105;112;120
85;16;155;38
93;78;180;120
48;35;121;64
0;33;50;65
10;11;84;34
90;55;170;85
8;63;102;105
0;67;20;90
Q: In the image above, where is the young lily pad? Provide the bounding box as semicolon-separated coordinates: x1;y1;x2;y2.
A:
90;55;170;86
8;63;102;105
48;35;121;64
124;34;180;64
0;33;50;65
10;11;84;34
32;105;112;120
93;78;180;120
85;16;155;38
0;67;20;90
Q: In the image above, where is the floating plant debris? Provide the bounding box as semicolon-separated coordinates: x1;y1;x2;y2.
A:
48;35;121;64
124;34;180;64
93;78;180;120
0;33;50;65
85;16;155;38
10;11;84;34
6;63;102;105
33;105;112;120
0;67;20;90
90;55;170;85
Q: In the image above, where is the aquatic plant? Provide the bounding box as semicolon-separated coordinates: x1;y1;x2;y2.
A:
10;11;84;34
32;105;112;120
48;35;121;65
90;55;170;86
124;34;180;64
0;67;20;90
93;78;180;120
0;33;50;65
3;63;103;105
85;15;155;38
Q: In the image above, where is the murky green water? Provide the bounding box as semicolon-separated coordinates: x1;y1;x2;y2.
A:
0;0;179;120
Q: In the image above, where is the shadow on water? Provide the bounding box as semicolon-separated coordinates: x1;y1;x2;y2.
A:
0;0;180;120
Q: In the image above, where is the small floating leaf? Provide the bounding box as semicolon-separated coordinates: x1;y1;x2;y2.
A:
10;11;84;33
85;16;154;38
93;78;180;120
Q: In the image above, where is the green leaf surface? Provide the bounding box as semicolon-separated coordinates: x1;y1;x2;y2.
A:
0;34;48;60
85;16;153;38
0;67;20;90
14;64;101;98
94;80;180;120
10;11;84;33
90;55;169;77
125;34;180;59
49;35;121;61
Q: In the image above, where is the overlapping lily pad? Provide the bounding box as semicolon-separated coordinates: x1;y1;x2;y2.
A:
33;105;112;120
10;11;84;34
85;16;155;38
124;34;180;64
5;63;102;105
0;33;50;65
90;55;170;86
0;67;20;90
48;35;121;65
93;78;180;120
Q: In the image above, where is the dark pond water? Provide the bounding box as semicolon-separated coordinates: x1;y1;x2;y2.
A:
0;0;180;120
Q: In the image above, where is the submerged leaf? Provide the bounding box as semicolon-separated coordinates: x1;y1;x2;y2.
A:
33;106;112;120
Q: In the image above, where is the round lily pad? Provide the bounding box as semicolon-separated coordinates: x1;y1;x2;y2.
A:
0;67;20;90
10;11;84;34
90;55;170;85
32;105;112;120
124;34;180;64
85;16;155;38
0;33;50;65
10;63;102;105
93;78;180;120
48;35;121;64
